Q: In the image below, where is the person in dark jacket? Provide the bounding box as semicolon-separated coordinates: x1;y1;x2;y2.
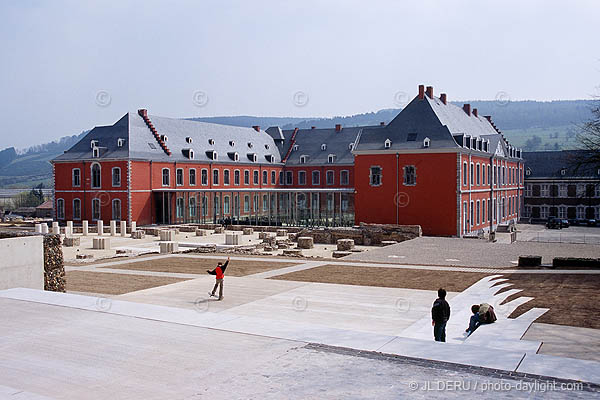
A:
431;288;451;342
207;257;229;300
465;304;481;335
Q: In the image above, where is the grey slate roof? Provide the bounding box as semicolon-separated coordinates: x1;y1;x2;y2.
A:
279;126;365;166
54;112;282;165
523;151;600;178
354;94;508;153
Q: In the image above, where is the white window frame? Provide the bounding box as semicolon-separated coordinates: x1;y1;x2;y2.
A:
92;198;101;221
340;170;349;186
244;170;250;185
189;169;197;186
176;168;184;186
91;163;101;189
326;170;334;186
244;195;250;212
223;169;230;186
369;166;382;187
253;170;259;185
262;170;268;185
271;170;276;185
312;170;320;186
234;169;240;186
73;198;81;220
213;169;219;185
162;168;170;186
298;170;306;185
224;196;230;214
403;165;416;186
112;199;121;221
189;197;197;217
286;171;293;185
111;167;121;187
72;168;81;187
201;168;208;186
56;198;65;219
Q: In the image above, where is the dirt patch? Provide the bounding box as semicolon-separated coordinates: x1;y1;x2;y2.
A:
496;274;600;329
66;271;190;295
100;257;300;277
271;265;489;292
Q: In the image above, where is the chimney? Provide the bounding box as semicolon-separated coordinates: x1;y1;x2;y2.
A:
440;93;447;105
463;104;471;116
472;108;478;118
335;124;342;132
252;125;260;132
425;86;433;99
311;126;316;130
138;109;148;118
380;122;385;126
418;84;425;100
484;115;492;122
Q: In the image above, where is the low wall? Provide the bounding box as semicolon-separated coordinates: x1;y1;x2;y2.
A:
293;223;422;245
0;234;44;290
0;232;65;292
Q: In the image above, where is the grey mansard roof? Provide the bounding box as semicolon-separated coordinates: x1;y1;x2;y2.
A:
53;112;282;164
523;150;600;179
280;126;367;166
354;94;511;154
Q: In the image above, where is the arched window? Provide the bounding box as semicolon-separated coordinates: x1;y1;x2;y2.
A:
112;199;121;221
189;197;197;217
92;198;101;220
176;197;184;218
73;198;81;220
162;168;170;186
56;199;65;219
112;167;121;187
91;163;101;189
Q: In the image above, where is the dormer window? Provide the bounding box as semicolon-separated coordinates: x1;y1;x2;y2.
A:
463;136;470;148
265;144;270;150
560;168;566;176
208;138;215;145
265;154;274;163
384;139;392;149
526;168;531;176
229;140;235;147
327;154;336;163
90;140;98;149
247;142;253;149
161;135;168;142
183;148;195;159
300;155;309;164
186;137;193;144
206;150;218;160
348;143;354;150
293;144;299;151
228;152;239;161
248;153;257;162
117;138;126;147
321;144;327;151
423;137;430;148
92;147;100;158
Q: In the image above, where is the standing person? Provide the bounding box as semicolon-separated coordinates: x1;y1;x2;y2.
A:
431;288;451;342
207;257;230;300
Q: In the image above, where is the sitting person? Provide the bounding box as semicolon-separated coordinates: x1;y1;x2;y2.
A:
465;303;497;335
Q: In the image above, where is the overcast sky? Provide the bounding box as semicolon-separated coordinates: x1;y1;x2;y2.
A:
1;0;599;149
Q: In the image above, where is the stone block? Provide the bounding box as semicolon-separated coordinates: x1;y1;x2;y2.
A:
110;220;117;236
381;240;398;246
225;233;241;245
63;237;80;247
243;227;254;235
297;236;314;249
159;241;179;254
276;229;287;237
52;222;60;235
92;237;110;250
41;223;49;234
131;230;146;239
131;221;137;232
159;230;175;241
337;239;355;251
283;249;302;256
34;224;42;233
120;221;127;237
214;226;224;234
82;221;88;236
76;254;94;260
332;251;352;258
196;229;207;236
97;221;104;236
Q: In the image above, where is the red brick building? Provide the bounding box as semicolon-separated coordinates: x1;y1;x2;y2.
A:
52;85;523;236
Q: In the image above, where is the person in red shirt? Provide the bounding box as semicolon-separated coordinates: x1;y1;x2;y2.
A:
207;257;229;300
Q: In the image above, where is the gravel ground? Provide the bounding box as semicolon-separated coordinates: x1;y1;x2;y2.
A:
66;270;191;295
343;236;600;268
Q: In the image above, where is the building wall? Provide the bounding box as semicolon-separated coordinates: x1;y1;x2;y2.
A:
354;152;458;236
523;179;600;221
